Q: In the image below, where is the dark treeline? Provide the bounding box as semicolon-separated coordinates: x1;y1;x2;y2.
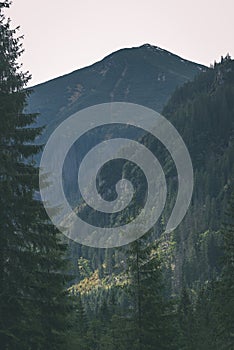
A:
0;1;233;349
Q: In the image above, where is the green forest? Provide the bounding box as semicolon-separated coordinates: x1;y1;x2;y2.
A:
0;1;233;349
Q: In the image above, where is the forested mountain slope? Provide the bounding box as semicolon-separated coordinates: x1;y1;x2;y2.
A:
28;45;233;349
64;56;234;292
67;56;234;350
163;55;234;290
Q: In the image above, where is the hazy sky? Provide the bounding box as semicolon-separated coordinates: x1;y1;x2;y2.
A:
7;0;234;86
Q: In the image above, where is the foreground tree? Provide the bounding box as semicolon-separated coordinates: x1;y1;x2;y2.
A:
0;1;70;348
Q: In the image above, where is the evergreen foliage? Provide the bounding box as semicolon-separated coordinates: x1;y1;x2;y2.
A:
0;2;71;348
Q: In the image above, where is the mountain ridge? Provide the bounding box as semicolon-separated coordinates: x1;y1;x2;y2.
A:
27;43;207;151
31;43;206;89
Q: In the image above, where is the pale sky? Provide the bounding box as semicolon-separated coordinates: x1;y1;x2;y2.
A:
7;0;234;86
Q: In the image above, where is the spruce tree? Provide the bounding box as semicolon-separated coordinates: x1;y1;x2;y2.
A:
126;238;177;350
69;294;90;349
216;193;234;349
0;1;70;349
178;287;196;350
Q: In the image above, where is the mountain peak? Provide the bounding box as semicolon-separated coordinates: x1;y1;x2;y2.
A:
140;43;165;51
28;45;206;138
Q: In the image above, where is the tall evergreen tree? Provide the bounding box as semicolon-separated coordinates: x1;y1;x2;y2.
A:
215;193;234;349
0;1;70;349
177;287;195;350
69;294;90;349
126;239;177;350
181;193;234;350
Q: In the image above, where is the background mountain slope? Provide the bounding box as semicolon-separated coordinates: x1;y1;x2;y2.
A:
27;44;205;145
26;44;207;284
68;55;234;295
162;55;234;290
26;46;234;349
27;47;234;294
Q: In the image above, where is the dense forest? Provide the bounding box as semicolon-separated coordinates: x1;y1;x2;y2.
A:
0;1;233;349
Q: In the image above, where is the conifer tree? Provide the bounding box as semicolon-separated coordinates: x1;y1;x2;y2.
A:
69;294;90;349
178;287;196;350
216;193;234;349
0;1;70;348
126;238;177;350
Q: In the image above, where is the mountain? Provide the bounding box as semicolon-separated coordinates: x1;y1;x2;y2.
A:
66;56;234;350
27;44;225;280
27;44;206;146
67;55;234;291
27;47;234;292
26;44;207;276
26;46;234;349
